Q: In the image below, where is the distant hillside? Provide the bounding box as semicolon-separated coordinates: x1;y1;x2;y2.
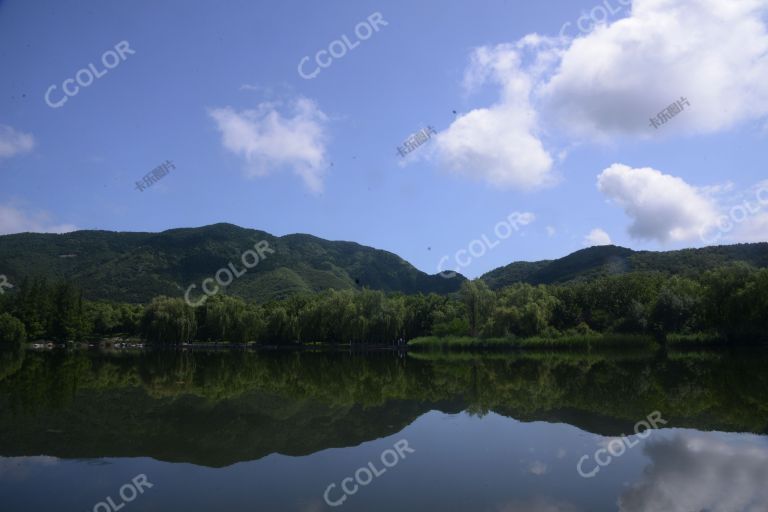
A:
0;223;464;303
481;244;768;288
1;225;766;302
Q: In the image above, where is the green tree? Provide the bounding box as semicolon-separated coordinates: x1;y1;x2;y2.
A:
51;282;87;341
651;276;704;333
460;280;495;337
0;313;26;345
141;297;197;343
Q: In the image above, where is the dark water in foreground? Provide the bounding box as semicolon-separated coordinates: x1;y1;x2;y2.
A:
0;348;767;512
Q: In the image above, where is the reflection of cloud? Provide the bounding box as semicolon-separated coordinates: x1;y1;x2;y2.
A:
528;460;548;475
498;496;580;512
0;456;59;481
619;434;768;512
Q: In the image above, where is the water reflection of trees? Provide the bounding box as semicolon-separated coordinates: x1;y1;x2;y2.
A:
0;350;766;466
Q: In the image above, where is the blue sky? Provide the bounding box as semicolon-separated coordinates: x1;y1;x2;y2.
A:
1;0;767;278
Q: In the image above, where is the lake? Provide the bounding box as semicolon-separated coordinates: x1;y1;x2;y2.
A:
0;348;767;511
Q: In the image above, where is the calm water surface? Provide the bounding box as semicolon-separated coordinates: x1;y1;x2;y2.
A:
0;349;766;511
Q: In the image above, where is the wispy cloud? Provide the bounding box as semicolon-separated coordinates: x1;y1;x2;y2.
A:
0;204;77;235
208;96;330;193
0;125;34;159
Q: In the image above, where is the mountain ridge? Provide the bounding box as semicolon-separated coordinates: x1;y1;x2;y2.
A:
480;243;768;288
0;223;766;302
0;223;465;302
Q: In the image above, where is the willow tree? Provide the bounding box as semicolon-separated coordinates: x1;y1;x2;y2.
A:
141;297;197;343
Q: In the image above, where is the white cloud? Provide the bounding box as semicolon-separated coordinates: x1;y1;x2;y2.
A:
0;204;77;235
619;433;768;512
209;96;329;193
584;228;612;246
441;0;768;175
597;164;719;243
541;0;768;139
434;41;557;190
546;226;557;237
0;125;34;159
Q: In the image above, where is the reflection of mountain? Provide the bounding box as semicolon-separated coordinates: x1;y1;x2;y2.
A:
0;350;767;467
619;433;768;512
0;386;462;467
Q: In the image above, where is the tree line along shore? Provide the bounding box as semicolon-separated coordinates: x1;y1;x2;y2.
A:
0;263;766;349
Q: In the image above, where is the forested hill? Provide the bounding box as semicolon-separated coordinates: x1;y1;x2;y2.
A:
1;224;766;303
0;223;464;303
481;243;768;289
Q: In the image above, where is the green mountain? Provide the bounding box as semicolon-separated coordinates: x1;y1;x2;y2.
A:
481;243;768;289
0;223;464;303
1;223;766;303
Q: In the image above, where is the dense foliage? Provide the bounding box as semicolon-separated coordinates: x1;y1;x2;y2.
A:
1;225;766;305
1;263;766;345
481;243;768;288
